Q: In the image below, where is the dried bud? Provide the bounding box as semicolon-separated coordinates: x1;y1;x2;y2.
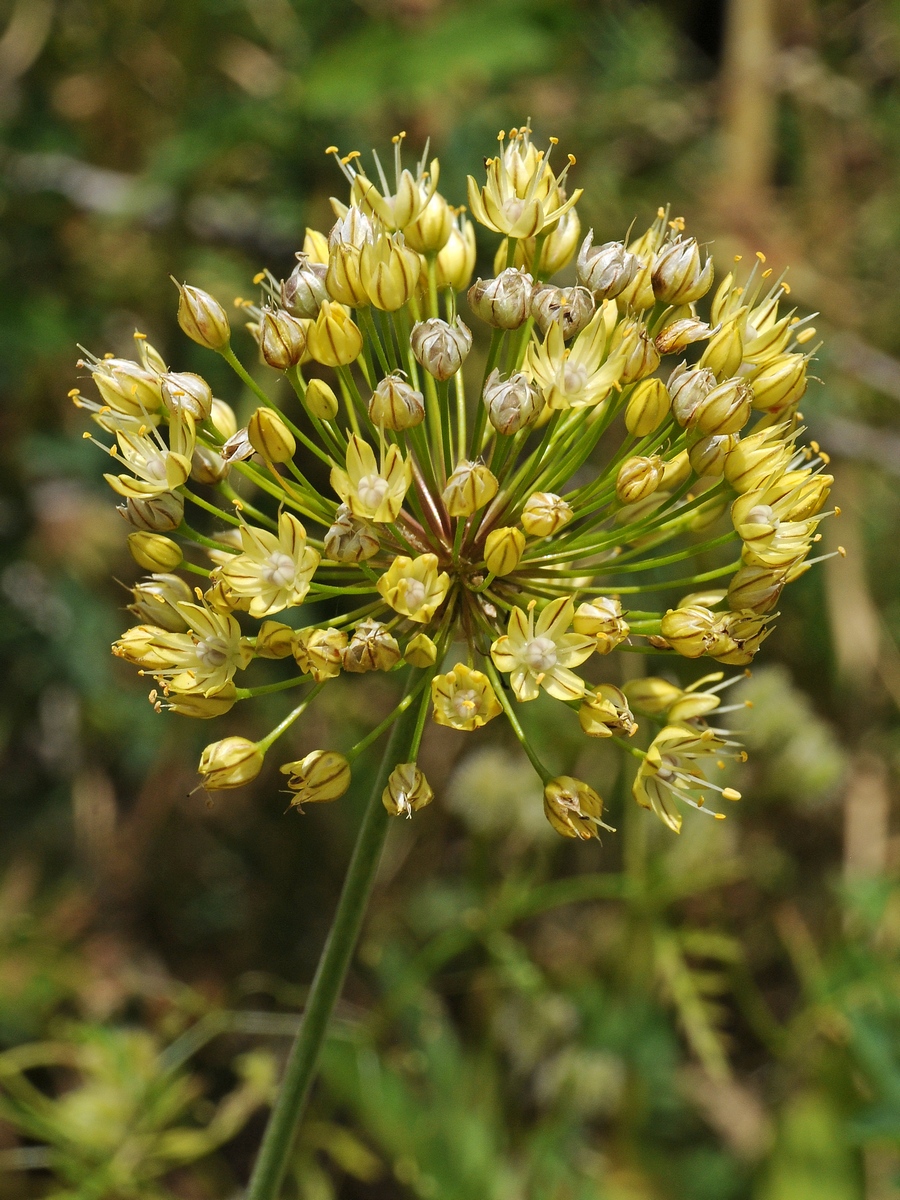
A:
369;373;425;430
210;398;238;440
410;317;472;381
485;526;526;576
660;605;718;657
247;407;296;463
688;433;739;477
282;254;329;319
654;317;712;356
174;281;231;351
324;503;380;563
576;234;641;300
382;762;434;817
128;573;192;631
625;378;671;436
750;353;807;412
360;233;421;311
281;750;351;806
435;212;477;291
467;268;533;329
259;308;307;370
651;237;714;304
699;316;744;378
403;191;453;253
198;736;264;790
442;461;498;517
530;284;595;339
610;318;660;383
127;531;182;572
221;428;256;464
293;627;348;681
255;620;295;659
482;368;541;435
307;301;363;367
405;632;438;668
543;776;607;840
191;445;229;485
304;378;340;421
668;363;716;426
616;455;664;505
693;377;753;435
342;618;402;673
119;491;184;532
579;684;638;738
573;597;630;653
161;371;213;421
521;492;573;536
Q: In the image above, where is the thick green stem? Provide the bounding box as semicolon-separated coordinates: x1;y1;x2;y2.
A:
246;673;421;1200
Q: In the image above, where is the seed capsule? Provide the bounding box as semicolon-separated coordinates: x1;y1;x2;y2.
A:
324;504;380;563
576;233;641;300
411;317;473;381
259;308;307;370
282;254;329;319
651;237;714;304
119;491;184;532
342;618;402;673
521;492;573;536
616;455;664;505
442;461;498;517
610;318;660;384
467;268;533;329
668;363;716;426
483;368;541;435
161;371;213;421
294;627;348;681
530;284;595;340
368;373;425;430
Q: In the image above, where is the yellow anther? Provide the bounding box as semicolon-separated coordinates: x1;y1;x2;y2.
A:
762;268;772;278
194;587;204;600
781;282;791;293
810;440;820;453
567;153;576;165
717;760;725;769
722;787;741;802
527;598;537;612
834;505;842;516
756;250;766;262
82;431;91;439
133;330;147;339
498;130;505;141
657;207;666;218
325;146;338;155
68;387;80;397
796;327;816;344
734;254;743;262
838;545;847;557
234;296;244;307
253;271;266;285
714;812;727;820
103;352;114;359
549;135;559;145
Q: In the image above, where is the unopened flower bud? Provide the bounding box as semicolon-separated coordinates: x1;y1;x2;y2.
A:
307;301;363;367
166;685;236;719
616;455;664;504
403;191;453;253
281;750;351;806
530;284;595;340
610;318;660;383
655;317;712;356
198;736;264;790
410;317;472;381
727;565;785;613
369;373;425;430
483;368;541;435
651;238;714;304
699;316;744;378
360;232;421;311
573;597;630;653
625;378;671;436
405;632;437;668
576;234;641;300
750;353;807;412
543;776;607;840
191;445;229;485
174;281;231;351
127;531;182;572
521;492;573;536
119;491;184;532
668;363;716;426
623;676;683;715
342;618;402;673
382;762;433;817
128;572;192;631
693;378;753;435
724;428;792;493
324;504;380;563
304;378;340;420
660;450;691;490
248;407;296;463
688;433;739;477
468;268;533;329
326;243;368;308
255;620;295;659
282;254;329;319
579;684;638;738
293;627;347;681
485;526;525;576
161;371;213;421
442;461;498;517
435;213;476;291
660;605;717;657
532;207;582;275
210;398;238;440
259;308;307;370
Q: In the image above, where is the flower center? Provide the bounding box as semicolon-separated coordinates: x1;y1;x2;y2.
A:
452;689;479;718
745;504;775;525
400;579;427;611
144;453;167;480
524;636;558;672
357;473;389;509
261;551;296;588
195;636;229;669
563;361;588;393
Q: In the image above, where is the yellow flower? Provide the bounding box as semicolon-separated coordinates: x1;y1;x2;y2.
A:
382;762;433;816
293;627;348;681
524;305;624;410
466;126;582;239
431;663;502;730
377;553;450;623
490;597;594;702
543;776;610;840
198;736;264;790
103;410;195;499
217;513;320;618
633;726;741;833
330;435;412;523
116;600;252;696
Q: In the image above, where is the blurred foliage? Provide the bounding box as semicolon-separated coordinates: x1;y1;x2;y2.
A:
2;0;900;1196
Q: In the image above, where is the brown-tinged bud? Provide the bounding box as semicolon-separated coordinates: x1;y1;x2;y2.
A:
576;234;641;300
382;762;433;817
467;268;533;329
668;363;716;426
128;572;192;631
405;632;437;668
579;684;638;738
281;750;351;806
521;492;573;536
573;597;630;653
616;455;664;504
750;353;807;412
403;191;453;253
119;490;184;532
166;684;236;719
693;377;753;435
442;461;498;517
342;618;401;673
543;776;607;840
221;428;256;464
727;565;785;613
651;238;714;304
699;316;744;378
174;281;231;351
304;378;340;421
530;284;595;340
410;317;473;381
660;605;718;657
307;301;363;367
485;526;525;576
324;503;380;563
190;445;229;485
655;317;712;356
623;676;683;715
210;398;238;440
360;233;421;311
255;620;295;659
282;254;329;319
610;318;660;383
709;610;771;665
247;407;296;463
483;368;541;435
625;378;671;436
293;626;348;681
198;736;264;790
127;531;182;572
368;373;425;430
161;371;213;421
435;212;476;291
259;308;307;370
688;433;739;477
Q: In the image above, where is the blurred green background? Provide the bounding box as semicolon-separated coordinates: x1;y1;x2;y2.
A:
2;0;900;1196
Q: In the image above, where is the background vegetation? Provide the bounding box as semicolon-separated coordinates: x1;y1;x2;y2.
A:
1;0;900;1196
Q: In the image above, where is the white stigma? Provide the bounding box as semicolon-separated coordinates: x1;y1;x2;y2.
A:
195;636;229;669
401;578;427;612
524;635;558;672
357;473;389;510
261;551;296;588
